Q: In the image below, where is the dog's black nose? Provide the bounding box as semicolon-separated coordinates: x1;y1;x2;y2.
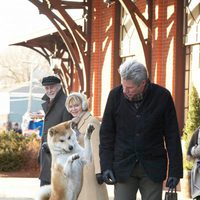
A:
69;145;73;150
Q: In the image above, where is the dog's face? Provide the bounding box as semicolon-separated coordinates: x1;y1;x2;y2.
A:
47;121;78;154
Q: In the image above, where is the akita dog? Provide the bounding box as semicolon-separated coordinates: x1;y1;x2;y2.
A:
36;120;94;200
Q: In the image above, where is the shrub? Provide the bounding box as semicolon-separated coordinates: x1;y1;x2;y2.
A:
23;134;40;173
0;131;40;172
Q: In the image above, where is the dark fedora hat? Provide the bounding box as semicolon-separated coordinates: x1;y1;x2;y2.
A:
42;76;61;86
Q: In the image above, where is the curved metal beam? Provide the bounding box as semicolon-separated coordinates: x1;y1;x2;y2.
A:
118;0;152;77
12;44;51;63
28;0;90;96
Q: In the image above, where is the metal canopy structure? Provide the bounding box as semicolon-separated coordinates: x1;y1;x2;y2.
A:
12;29;75;94
28;0;92;96
118;0;153;77
12;0;154;97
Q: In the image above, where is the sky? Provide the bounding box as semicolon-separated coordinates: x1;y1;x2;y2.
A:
0;1;53;52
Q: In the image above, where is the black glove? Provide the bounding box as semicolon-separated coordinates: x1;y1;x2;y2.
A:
41;142;50;154
102;169;116;185
166;177;179;189
96;173;104;185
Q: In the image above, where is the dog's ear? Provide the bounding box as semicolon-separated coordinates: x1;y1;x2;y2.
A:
70;121;77;130
63;121;70;129
71;117;79;130
48;127;55;137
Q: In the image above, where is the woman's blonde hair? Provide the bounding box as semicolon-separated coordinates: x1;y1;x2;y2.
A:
65;92;88;111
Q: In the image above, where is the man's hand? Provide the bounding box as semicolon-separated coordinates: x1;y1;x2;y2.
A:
41;142;50;154
102;169;116;185
166;177;179;189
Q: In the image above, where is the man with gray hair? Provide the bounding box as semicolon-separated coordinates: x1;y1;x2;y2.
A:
39;75;72;186
99;60;183;200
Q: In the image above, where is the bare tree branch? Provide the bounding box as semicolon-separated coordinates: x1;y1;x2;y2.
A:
0;46;51;89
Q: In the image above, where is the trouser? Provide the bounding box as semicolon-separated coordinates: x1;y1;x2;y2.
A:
40;179;50;187
114;162;163;200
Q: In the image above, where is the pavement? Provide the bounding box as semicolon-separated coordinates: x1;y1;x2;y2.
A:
0;178;39;200
0;177;114;200
0;177;192;200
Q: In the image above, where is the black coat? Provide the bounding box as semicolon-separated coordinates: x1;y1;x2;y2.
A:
39;88;72;182
99;83;183;183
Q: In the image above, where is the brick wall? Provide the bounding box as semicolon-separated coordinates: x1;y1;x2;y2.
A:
90;0;116;117
152;0;177;97
90;0;182;126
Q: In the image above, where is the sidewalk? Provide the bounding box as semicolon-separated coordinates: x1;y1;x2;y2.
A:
0;178;39;200
0;177;114;200
0;177;191;200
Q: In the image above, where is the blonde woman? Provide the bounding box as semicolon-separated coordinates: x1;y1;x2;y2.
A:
65;92;109;200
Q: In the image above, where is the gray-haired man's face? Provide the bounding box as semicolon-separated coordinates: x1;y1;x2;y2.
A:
44;84;61;100
121;79;146;100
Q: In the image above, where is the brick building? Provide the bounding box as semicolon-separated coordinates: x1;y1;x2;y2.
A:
13;0;200;134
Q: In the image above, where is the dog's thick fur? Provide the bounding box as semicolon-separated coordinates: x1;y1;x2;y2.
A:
36;120;94;200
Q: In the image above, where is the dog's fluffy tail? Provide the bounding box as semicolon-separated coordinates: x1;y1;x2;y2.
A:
35;185;51;200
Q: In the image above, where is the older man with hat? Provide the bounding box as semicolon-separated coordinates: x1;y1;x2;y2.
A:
38;75;72;186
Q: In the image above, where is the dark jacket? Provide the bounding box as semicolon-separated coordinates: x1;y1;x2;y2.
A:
39;88;72;182
99;83;183;183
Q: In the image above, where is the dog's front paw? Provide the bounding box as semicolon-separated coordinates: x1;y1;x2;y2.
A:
86;124;95;139
71;153;80;162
